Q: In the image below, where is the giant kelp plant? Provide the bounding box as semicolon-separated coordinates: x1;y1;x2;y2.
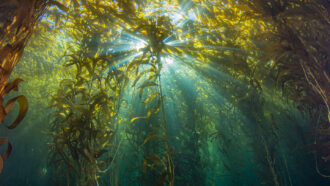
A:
0;0;329;185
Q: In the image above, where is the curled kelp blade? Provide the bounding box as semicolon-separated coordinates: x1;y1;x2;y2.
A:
0;78;25;123
3;78;24;96
0;137;12;173
4;95;28;129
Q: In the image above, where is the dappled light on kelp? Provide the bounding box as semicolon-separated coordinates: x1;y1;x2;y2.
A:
0;0;329;185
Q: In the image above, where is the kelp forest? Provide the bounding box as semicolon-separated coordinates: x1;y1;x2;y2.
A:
0;0;329;185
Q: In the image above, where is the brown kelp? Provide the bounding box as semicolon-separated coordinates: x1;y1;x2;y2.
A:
48;78;117;185
0;0;50;174
0;79;28;174
237;0;330;177
46;3;126;184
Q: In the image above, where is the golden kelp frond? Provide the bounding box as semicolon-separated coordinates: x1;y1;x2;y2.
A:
4;95;28;129
0;78;26;125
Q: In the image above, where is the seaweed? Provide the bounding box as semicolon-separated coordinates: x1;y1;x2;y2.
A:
0;0;329;185
238;0;330;177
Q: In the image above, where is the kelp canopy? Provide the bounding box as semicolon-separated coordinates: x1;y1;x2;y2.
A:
0;0;329;185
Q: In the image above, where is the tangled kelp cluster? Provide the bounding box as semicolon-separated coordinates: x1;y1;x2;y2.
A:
0;0;329;185
238;0;330;177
